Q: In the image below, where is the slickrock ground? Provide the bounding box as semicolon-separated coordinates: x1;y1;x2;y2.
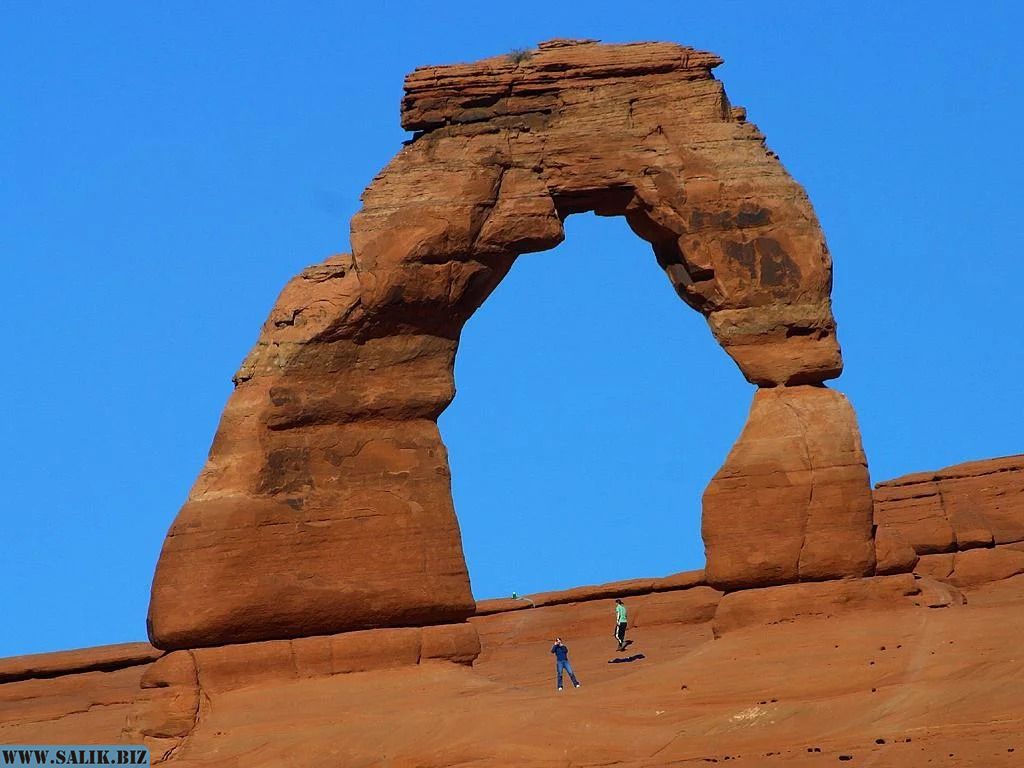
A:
5;492;1024;766
3;578;1023;766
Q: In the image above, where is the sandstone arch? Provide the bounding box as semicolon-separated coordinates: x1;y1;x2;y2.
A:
148;39;875;650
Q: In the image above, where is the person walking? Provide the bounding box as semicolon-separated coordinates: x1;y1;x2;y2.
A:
614;598;628;651
550;637;581;691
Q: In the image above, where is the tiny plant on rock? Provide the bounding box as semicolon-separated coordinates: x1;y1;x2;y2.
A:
508;47;533;64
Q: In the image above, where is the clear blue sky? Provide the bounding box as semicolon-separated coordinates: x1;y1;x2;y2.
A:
2;2;1021;658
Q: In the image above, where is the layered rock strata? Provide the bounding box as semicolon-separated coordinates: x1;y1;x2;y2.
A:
10;464;1024;761
149;38;874;649
8;558;1024;765
873;454;1024;567
0;642;160;684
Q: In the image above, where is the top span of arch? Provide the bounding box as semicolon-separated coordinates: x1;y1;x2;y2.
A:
347;38;843;387
401;39;724;132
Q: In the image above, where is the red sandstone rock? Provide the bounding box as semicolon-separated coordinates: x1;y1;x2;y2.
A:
0;665;147;745
0;642;160;684
125;651;199;757
651;568;706;591
149;414;476;648
950;546;1024;588
711;574;921;636
20;443;1024;768
122;623;481;758
915;552;955;581
913;542;1024;589
527;577;657;607
474;569;707;616
874;525;920;575
473;597;532;616
628;587;722;627
149;39;868;649
471;586;722;646
475;569;707;616
421;623;481;665
177;623;480;695
874;454;1024;555
13;571;1024;765
914;575;967;608
703;386;876;590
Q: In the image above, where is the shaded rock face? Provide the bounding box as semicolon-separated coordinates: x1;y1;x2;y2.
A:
149;39;872;649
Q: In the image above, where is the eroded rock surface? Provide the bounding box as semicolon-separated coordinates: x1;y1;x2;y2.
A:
149;39;868;649
874;454;1024;556
7;565;1024;766
11;470;1024;763
0;642;160;684
703;386;876;590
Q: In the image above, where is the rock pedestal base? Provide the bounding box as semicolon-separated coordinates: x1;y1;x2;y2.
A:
703;386;876;591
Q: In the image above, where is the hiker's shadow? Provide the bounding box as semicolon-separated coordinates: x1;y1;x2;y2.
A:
608;653;645;664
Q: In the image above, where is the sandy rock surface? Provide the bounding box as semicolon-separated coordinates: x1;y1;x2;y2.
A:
6;570;1024;766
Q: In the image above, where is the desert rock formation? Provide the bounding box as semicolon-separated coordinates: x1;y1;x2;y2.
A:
874;454;1024;558
148;39;876;650
5;38;1020;768
6;454;1024;767
703;386;875;589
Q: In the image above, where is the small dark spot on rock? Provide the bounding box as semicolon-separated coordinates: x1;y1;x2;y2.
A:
269;387;297;407
838;756;853;762
871;688;877;693
723;240;757;278
875;738;886;744
755;237;801;287
735;205;772;229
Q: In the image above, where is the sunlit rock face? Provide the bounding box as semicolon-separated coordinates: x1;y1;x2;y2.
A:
703;387;876;590
148;39;870;650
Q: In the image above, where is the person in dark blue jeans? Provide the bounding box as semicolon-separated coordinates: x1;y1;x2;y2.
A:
550;637;581;691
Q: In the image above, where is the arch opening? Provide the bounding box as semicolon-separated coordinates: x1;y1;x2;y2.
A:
440;211;750;599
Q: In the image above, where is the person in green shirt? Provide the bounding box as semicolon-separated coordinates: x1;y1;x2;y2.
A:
614;598;628;651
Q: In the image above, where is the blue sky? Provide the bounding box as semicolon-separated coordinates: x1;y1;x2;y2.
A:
1;2;1021;657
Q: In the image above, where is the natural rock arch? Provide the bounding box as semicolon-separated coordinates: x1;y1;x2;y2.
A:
148;39;875;650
